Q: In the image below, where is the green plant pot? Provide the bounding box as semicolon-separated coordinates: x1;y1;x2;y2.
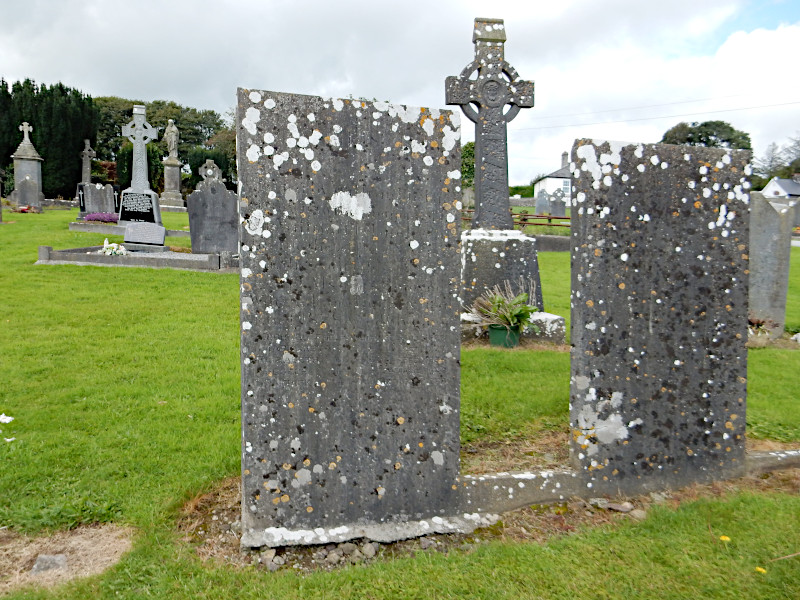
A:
488;324;521;348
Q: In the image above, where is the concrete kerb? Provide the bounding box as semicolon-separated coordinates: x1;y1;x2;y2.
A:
36;245;237;272
69;222;190;237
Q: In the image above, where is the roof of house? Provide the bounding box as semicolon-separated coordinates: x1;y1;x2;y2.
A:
544;165;571;179
768;178;800;196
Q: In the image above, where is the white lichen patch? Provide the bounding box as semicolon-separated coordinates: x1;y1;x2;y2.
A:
329;191;372;220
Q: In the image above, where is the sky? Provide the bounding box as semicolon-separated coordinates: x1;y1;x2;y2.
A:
1;0;799;184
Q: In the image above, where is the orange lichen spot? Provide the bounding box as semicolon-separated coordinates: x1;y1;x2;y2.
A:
272;497;280;505
418;442;424;448
725;421;734;430
396;417;405;425
288;402;294;408
438;157;446;164
373;236;379;241
395;141;402;147
309;407;315;413
336;456;342;462
594;248;602;257
730;414;739;421
394;462;402;470
306;506;314;513
419;298;428;304
280;494;290;503
303;458;311;466
282;463;292;470
725;447;731;452
618;283;626;290
320;322;327;329
320;382;326;389
244;469;251;475
255;494;260;500
586;300;594;307
694;201;702;209
687;449;694;456
328;462;337;470
612;469;619;475
413;258;420;264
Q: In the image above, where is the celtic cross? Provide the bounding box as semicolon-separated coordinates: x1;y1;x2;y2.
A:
446;18;534;229
121;105;157;191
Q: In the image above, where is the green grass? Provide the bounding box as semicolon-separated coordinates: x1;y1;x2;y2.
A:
1;209;799;599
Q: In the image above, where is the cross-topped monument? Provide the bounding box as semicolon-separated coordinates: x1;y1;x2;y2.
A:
119;105;163;227
446;18;534;229
19;122;33;143
121;105;157;191
80;139;95;183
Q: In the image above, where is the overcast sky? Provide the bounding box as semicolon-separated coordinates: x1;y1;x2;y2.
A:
2;0;799;184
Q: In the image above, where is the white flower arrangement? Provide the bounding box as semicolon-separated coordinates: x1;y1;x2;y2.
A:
0;412;15;442
98;238;128;256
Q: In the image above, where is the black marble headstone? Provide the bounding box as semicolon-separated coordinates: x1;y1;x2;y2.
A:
570;139;751;495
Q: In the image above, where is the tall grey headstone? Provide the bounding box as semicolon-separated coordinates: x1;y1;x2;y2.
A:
535;189;550;215
10;122;45;210
749;191;795;339
446;18;534;230
550;188;566;217
570;139;751;495
187;180;237;254
161;119;183;206
237;88;462;547
119;105;163;225
84;183;117;215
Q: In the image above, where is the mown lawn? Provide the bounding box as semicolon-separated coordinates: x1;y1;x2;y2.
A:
0;208;798;599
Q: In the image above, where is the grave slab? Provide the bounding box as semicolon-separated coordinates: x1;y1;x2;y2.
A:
570;139;751;495
124;221;166;246
237;88;462;547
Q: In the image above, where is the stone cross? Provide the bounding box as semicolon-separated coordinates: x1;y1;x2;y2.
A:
121;105;157;191
199;159;222;182
19;122;33;143
80;139;95;183
446;18;534;229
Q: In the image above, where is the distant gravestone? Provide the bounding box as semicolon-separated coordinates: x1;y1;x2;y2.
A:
446;18;533;229
84;183;117;215
187;179;237;254
535;189;550;215
749;192;795;339
198;158;223;185
550;188;566;217
237;88;462;547
570;139;751;495
80;139;95;183
10;122;44;210
124;221;166;246
119;105;162;224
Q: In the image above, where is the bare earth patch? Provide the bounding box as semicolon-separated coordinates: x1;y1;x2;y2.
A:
176;433;800;574
0;524;134;594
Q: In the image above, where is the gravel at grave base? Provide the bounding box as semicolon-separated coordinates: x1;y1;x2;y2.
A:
176;439;800;575
0;524;134;593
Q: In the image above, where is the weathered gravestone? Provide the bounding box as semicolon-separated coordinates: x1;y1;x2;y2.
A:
550;188;566;217
124;221;166;247
446;18;533;230
749;191;795;339
447;18;543;311
118;106;163;225
535;189;550;215
237;88;465;547
187;161;237;254
75;140;117;218
570;139;751;495
80;139;94;183
10;122;44;210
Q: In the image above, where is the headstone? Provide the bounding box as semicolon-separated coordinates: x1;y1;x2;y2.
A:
535;189;550;215
550;188;566;217
124;221;166;246
187;180;238;254
570;139;751;495
198;158;223;185
446;18;534;229
84;183;117;215
9;122;45;209
237;88;462;547
119;105;162;225
749;192;795;339
161;119;183;206
76;183;87;213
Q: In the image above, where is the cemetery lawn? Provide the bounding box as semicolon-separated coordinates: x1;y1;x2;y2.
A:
0;209;798;599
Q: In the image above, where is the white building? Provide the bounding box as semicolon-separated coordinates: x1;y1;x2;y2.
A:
533;151;571;202
761;175;800;199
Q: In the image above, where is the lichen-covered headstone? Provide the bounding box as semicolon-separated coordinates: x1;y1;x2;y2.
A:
550;188;566;218
237;89;463;547
10;122;44;210
570;139;751;495
187;180;237;254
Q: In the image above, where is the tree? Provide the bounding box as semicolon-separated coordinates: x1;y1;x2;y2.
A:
0;78;97;198
461;141;475;188
660;120;751;150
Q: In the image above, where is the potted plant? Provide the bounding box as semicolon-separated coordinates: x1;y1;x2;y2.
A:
470;281;538;348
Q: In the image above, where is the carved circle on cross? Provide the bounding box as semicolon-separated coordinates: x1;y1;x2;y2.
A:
482;78;507;108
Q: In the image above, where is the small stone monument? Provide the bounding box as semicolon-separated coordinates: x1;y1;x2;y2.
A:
187;160;237;254
9;122;45;211
161;119;183;207
570;139;751;495
80;139;95;183
237;88;464;547
535;189;550;215
550;188;566;217
446;17;533;230
118;105;163;227
749;191;795;339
